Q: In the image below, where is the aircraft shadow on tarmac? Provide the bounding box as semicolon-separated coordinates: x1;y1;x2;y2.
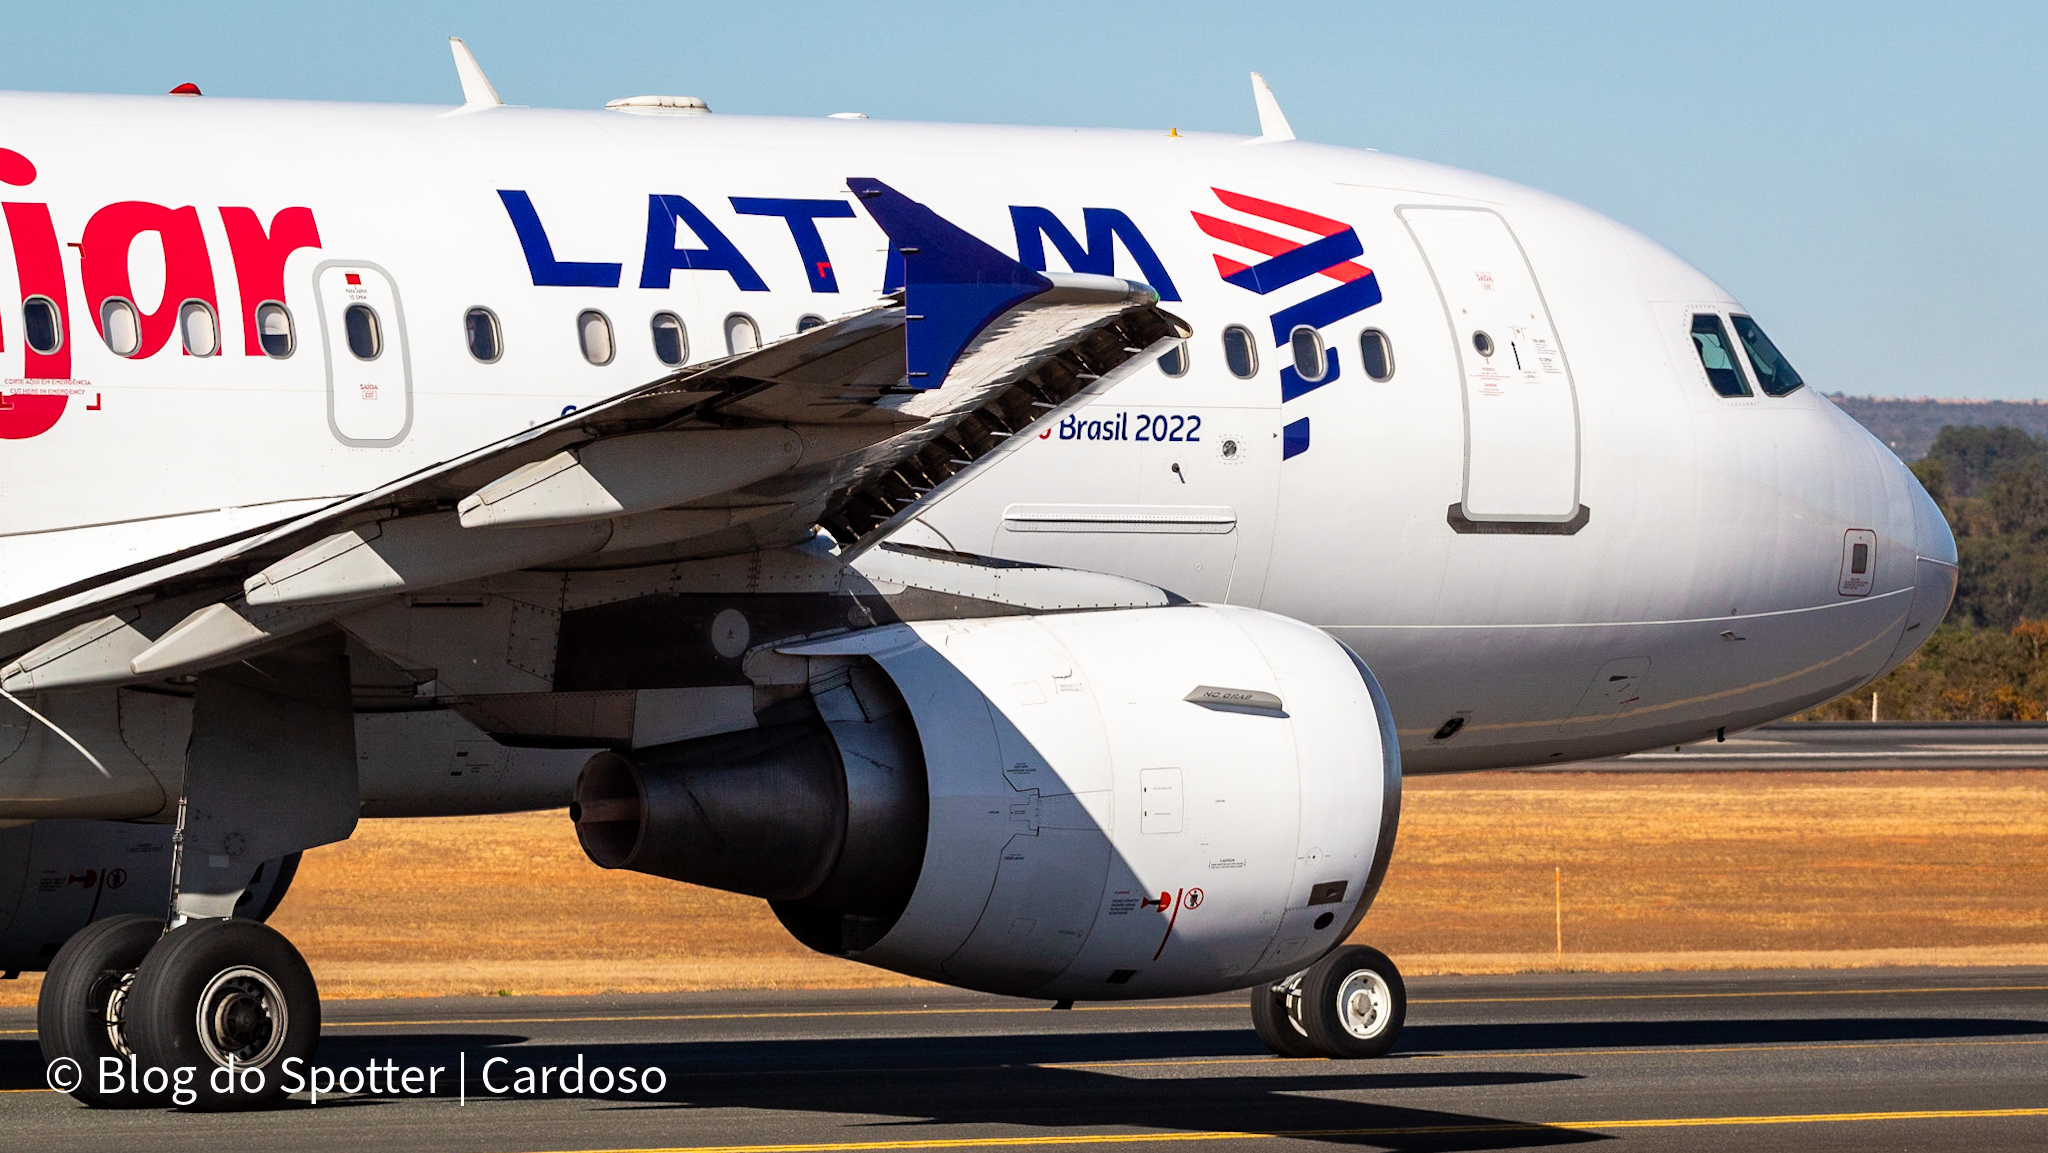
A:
4;1014;2045;1151
305;1028;1614;1152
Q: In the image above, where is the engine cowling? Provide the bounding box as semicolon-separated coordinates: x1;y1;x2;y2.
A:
571;603;1400;1000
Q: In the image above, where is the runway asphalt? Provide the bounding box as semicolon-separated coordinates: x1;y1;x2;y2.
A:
1562;721;2048;771
2;965;2044;1152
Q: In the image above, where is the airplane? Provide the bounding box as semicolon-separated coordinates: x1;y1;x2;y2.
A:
0;41;1953;1108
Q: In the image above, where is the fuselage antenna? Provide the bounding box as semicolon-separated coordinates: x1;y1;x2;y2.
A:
1248;71;1296;144
450;37;504;111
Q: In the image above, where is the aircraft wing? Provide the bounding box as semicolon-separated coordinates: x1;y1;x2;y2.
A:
0;179;1185;691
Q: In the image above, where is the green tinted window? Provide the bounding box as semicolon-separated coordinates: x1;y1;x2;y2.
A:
1689;314;1750;398
1730;314;1804;397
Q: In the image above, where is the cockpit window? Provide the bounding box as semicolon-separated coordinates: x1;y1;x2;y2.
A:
1729;314;1804;397
1689;314;1751;398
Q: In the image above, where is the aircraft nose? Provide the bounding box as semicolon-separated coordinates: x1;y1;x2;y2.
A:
1877;453;1957;674
1906;461;1957;570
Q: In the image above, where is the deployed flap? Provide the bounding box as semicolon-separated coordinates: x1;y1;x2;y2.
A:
849;543;1175;613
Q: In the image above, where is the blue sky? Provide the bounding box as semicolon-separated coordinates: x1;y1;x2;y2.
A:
7;2;2042;399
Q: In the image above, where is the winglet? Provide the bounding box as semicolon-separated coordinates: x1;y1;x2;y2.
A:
1249;72;1295;144
847;177;1052;388
450;37;503;110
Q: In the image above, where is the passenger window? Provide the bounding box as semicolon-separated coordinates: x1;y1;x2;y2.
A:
22;296;61;354
1221;325;1258;379
1158;339;1189;378
1471;330;1495;358
1358;329;1394;381
1729;314;1804;397
724;313;760;355
650;312;687;366
464;307;502;363
101;298;141;357
344;303;382;361
578;309;614;365
256;302;294;358
1289;326;1326;381
180;300;219;358
796;314;826;333
1689;314;1750;397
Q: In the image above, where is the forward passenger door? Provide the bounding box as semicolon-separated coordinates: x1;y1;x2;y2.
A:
1398;206;1580;525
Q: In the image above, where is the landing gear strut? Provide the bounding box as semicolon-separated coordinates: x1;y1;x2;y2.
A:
1250;944;1406;1059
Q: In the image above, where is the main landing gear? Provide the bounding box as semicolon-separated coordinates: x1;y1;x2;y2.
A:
38;635;354;1110
1250;944;1406;1059
38;915;320;1110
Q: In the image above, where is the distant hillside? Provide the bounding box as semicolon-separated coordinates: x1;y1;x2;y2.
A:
1827;395;2048;461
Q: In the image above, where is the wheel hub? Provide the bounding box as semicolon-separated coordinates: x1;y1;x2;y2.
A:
92;970;137;1058
196;967;289;1066
1335;968;1391;1039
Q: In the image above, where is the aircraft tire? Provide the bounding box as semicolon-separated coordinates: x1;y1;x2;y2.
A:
36;914;164;1108
126;918;319;1110
1248;972;1322;1058
1297;945;1406;1059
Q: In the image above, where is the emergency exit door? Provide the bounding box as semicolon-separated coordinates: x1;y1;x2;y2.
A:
314;261;413;447
1398;207;1580;524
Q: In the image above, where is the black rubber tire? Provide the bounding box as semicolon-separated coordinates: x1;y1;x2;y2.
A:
36;914;164;1108
126;918;320;1111
1249;973;1321;1058
1297;945;1406;1059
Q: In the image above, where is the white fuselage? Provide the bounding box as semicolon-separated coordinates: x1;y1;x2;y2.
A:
0;93;1953;772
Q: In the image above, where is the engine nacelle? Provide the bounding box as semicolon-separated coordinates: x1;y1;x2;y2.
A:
572;604;1400;1000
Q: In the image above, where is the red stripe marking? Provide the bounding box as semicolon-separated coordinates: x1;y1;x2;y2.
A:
1211;187;1349;237
1192;211;1302;256
1194;211;1372;284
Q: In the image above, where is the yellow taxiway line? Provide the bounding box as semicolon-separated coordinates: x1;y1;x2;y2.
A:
512;1108;2048;1153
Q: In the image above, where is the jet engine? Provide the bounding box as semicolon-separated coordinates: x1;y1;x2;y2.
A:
571;604;1400;1000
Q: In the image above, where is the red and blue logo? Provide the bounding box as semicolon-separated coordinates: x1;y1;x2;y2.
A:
1194;189;1383;459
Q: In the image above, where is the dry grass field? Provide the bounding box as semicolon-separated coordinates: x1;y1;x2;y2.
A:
4;770;2044;1005
1367;770;2048;973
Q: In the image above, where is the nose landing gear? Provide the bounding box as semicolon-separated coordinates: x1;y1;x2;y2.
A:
1250;944;1406;1059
